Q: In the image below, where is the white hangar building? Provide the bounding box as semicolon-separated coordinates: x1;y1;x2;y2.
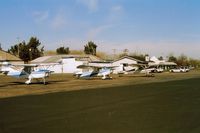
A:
31;55;101;73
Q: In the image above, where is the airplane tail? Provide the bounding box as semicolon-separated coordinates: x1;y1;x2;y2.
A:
0;62;28;78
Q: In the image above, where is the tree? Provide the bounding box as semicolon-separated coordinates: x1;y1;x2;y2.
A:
8;37;44;62
123;49;129;56
84;41;97;55
177;54;189;66
158;56;164;60
168;55;177;62
167;54;190;66
19;41;29;62
28;37;44;61
188;58;200;68
56;46;70;54
8;44;19;56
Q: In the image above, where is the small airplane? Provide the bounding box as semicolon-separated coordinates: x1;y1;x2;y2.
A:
117;64;139;75
74;65;115;80
0;62;59;85
118;63;155;77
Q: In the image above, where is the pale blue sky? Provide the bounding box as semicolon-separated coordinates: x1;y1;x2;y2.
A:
0;0;200;58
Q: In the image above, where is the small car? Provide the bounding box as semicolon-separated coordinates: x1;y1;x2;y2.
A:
169;67;189;73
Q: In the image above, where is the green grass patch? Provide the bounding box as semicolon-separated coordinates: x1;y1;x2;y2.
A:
1;77;200;133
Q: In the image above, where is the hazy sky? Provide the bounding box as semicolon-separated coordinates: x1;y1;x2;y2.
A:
0;0;200;58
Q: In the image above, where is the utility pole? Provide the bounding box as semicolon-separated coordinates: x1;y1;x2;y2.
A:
0;43;2;50
112;49;116;59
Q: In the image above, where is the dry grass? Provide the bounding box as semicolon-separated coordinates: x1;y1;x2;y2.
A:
0;70;200;99
1;71;200;133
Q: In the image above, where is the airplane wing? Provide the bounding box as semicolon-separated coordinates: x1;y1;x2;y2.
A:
129;63;149;69
77;65;100;69
33;63;61;71
14;64;38;67
76;65;100;73
9;62;60;67
8;63;60;73
33;63;61;66
77;64;117;69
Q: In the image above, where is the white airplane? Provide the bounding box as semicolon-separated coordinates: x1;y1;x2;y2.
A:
75;65;115;80
0;62;59;85
118;63;155;77
117;64;139;75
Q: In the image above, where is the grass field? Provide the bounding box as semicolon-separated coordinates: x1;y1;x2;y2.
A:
0;71;200;133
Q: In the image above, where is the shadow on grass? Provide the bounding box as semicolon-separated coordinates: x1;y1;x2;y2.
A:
0;80;68;88
1;77;200;133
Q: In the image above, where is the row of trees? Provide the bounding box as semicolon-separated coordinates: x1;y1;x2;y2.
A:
56;47;70;54
5;37;200;68
8;37;44;62
168;54;200;68
7;37;97;62
56;41;97;55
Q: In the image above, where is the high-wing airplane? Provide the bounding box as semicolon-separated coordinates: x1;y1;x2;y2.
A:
0;62;59;84
118;63;155;77
117;64;139;75
75;65;115;80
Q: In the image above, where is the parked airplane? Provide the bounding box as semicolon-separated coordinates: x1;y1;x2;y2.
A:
0;62;59;84
118;63;155;77
117;64;139;75
75;65;115;80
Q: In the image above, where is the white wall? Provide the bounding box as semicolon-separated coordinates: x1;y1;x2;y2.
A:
62;58;84;73
34;58;85;74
